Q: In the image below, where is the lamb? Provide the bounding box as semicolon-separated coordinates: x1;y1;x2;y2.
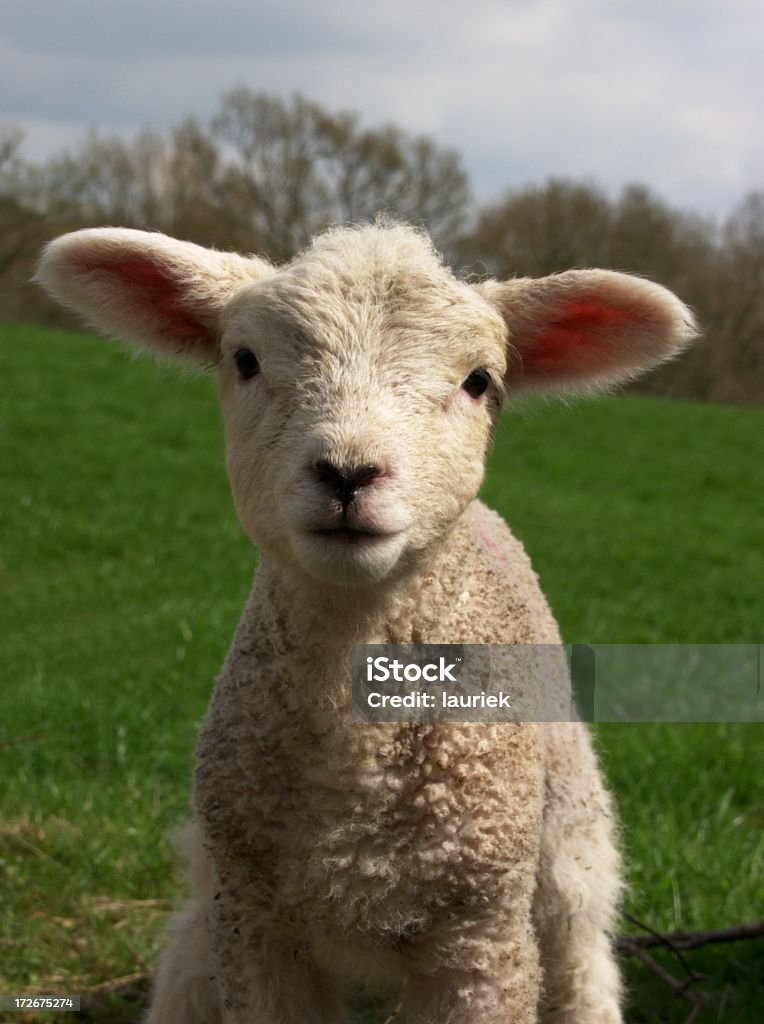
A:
37;221;696;1024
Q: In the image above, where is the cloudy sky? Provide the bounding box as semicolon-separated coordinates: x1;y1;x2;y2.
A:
2;0;762;218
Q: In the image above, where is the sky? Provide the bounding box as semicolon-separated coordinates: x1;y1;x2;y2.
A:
2;0;762;219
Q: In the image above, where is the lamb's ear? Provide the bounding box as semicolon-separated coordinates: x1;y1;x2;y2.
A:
478;270;697;395
35;228;274;362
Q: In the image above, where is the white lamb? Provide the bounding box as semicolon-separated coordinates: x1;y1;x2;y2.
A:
37;221;695;1024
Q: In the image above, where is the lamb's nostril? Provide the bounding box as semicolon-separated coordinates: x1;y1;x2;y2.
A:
313;458;341;488
312;459;383;507
346;464;382;491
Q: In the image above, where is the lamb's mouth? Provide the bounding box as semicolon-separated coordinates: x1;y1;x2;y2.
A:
311;526;398;544
294;523;410;580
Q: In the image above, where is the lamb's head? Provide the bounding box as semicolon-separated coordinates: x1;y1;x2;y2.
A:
37;222;696;587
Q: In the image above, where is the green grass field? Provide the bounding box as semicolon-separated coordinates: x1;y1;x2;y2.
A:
1;323;762;1022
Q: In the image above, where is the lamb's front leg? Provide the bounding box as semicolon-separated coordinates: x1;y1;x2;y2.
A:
146;826;342;1024
210;880;344;1024
400;908;542;1024
534;724;623;1024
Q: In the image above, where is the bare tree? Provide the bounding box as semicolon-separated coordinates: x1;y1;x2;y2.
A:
212;89;470;259
0;124;56;323
163;118;231;247
0;123;35;275
455;178;614;278
0;122;23;172
24;128;171;228
714;193;764;391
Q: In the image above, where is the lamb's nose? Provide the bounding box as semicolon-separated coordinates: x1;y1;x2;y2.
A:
313;459;382;509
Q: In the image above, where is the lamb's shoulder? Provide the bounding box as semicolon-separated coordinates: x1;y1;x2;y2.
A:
452;500;562;645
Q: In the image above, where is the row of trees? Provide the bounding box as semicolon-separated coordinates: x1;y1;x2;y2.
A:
2;89;762;403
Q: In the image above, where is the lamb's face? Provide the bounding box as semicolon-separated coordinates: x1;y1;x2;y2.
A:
36;222;696;590
218;240;508;585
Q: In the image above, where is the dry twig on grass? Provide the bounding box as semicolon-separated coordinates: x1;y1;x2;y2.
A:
616;915;764;1023
618;916;764;951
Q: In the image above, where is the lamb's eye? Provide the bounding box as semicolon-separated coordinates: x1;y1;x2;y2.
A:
234;348;260;380
461;368;490;399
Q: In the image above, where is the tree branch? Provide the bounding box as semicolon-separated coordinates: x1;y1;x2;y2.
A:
618;917;764;952
617;916;764;1024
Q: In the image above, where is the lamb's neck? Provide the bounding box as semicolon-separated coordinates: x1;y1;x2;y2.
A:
221;519;476;766
249;518;473;652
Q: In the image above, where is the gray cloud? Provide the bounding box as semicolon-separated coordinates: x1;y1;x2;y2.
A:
2;0;762;216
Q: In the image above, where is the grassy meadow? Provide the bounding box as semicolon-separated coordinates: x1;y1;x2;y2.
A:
1;322;762;1022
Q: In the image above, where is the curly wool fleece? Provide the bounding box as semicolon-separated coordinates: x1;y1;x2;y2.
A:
37;221;696;1023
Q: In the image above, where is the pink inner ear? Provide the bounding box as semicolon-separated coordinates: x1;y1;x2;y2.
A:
93;258;209;344
524;299;634;375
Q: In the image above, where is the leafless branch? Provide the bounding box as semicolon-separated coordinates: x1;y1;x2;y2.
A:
617;916;764;1024
618;917;764;952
